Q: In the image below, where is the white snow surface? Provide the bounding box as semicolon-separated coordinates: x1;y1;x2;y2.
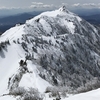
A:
19;61;51;93
65;88;100;100
0;25;25;43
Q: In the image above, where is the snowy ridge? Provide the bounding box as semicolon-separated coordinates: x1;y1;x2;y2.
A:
0;6;100;100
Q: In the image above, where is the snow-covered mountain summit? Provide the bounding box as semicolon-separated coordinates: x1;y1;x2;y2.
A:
59;5;70;13
0;6;100;100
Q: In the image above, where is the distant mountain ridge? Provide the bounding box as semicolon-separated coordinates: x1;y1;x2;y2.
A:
0;11;42;33
0;9;100;33
80;14;100;25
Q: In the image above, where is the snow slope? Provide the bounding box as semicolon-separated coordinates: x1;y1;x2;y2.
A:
0;6;100;100
65;88;100;100
0;43;51;100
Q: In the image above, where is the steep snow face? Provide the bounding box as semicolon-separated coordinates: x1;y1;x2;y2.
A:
0;6;100;100
0;25;25;43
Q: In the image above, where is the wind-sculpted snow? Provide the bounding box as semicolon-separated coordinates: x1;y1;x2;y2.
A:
0;6;100;100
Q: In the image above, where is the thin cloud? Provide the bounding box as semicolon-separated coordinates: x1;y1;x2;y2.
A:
0;6;21;10
30;2;56;9
32;2;44;5
72;3;80;7
83;3;96;6
62;3;68;6
70;3;100;9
